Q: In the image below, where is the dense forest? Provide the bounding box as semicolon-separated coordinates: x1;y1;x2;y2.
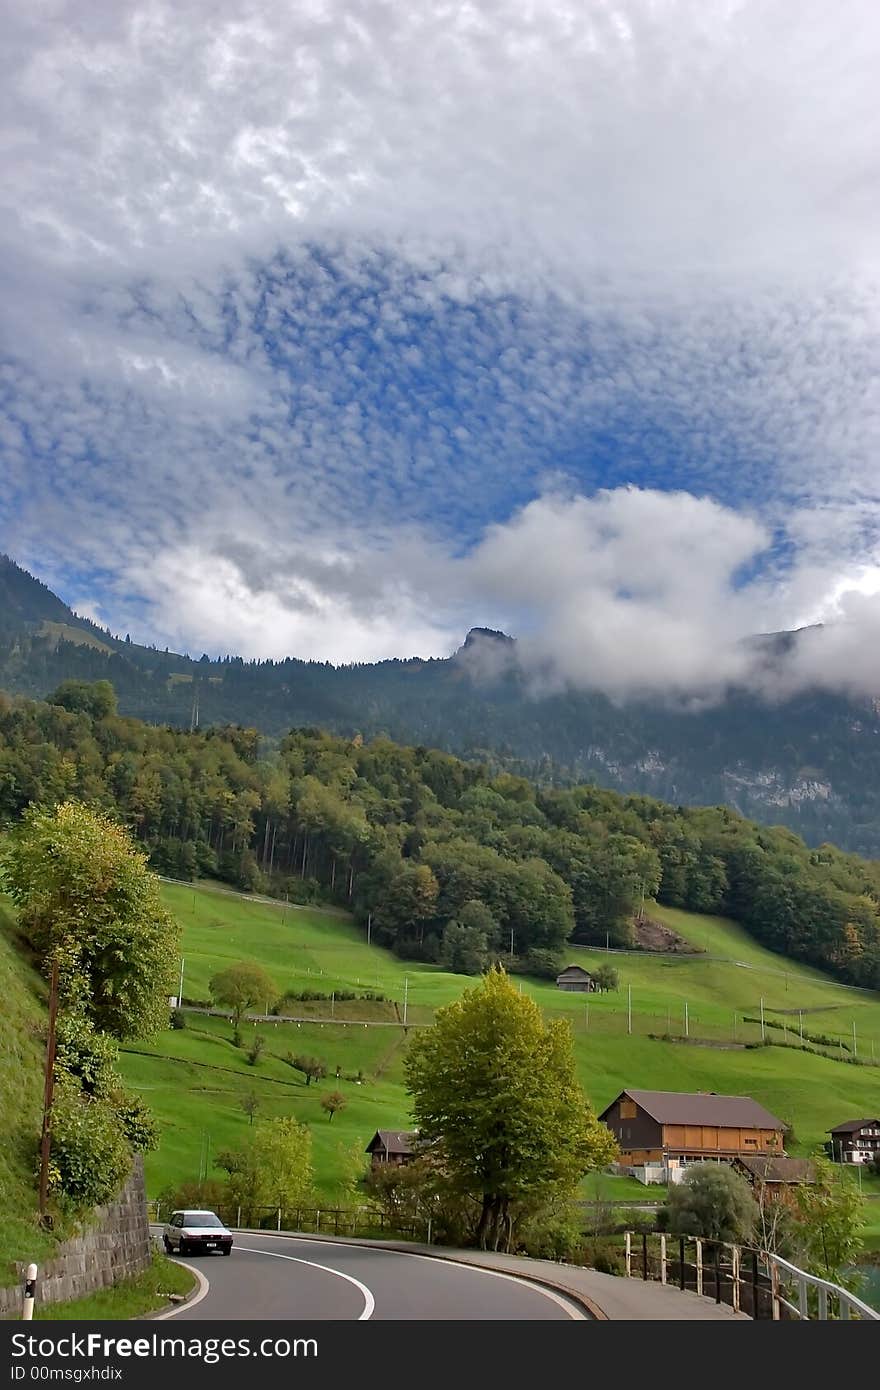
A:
4;554;880;856
1;679;879;990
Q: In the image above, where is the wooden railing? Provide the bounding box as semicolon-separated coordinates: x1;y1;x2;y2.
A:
623;1231;879;1320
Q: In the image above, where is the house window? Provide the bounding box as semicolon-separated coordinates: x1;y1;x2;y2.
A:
743;1137;758;1148
620;1100;637;1120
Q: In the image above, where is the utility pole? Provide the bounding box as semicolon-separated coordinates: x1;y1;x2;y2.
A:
852;1020;857;1058
760;997;765;1041
627;983;632;1035
799;1010;803;1041
509;928;514;961
605;931;609;953
585;1003;589;1031
403;976;408;1026
684;1001;689;1038
178;957;185;1008
367;913;372;947
38;958;60;1217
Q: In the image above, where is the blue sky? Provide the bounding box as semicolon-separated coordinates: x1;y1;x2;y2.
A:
2;1;880;698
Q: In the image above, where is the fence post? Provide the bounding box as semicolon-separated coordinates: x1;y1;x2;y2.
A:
625;1231;632;1277
659;1233;667;1285
277;1207;282;1231
335;1210;340;1236
427;1217;432;1245
22;1265;37;1321
771;1260;781;1320
642;1232;648;1280
752;1250;760;1319
695;1238;703;1297
798;1273;808;1320
236;1205;241;1228
679;1237;686;1290
732;1246;740;1313
817;1285;828;1321
316;1210;321;1233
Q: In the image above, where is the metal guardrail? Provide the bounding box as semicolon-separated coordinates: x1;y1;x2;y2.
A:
148;1201;429;1242
623;1231;879;1320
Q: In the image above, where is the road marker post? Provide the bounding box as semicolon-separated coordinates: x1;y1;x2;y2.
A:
22;1264;37;1320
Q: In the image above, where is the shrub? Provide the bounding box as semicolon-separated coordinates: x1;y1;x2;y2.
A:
247;1036;265;1066
170;1008;186;1030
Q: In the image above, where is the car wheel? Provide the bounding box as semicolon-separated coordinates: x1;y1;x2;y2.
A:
222;1247;232;1256
179;1240;189;1256
163;1236;171;1253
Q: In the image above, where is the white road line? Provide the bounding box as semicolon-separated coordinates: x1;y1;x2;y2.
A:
151;1260;211;1319
234;1245;375;1320
245;1233;586;1320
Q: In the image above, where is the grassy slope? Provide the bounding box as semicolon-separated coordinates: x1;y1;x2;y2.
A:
119;883;880;1238
0;904;58;1278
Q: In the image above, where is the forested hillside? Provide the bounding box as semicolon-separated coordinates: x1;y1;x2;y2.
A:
3;555;880;855
1;682;879;990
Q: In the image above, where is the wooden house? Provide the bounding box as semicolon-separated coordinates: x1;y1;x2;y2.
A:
828;1118;880;1165
733;1155;815;1206
555;965;594;992
365;1130;417;1170
599;1089;786;1177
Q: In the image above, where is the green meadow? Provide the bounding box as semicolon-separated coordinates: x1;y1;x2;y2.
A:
116;882;880;1229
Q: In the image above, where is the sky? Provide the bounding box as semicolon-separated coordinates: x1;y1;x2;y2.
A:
3;0;880;701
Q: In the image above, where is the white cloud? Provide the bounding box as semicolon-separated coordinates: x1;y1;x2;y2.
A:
3;1;880;697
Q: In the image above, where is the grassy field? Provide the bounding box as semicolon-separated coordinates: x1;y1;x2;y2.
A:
117;882;880;1207
3;877;879;1250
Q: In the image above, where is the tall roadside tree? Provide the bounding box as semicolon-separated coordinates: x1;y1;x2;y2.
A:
209;961;277;1044
1;800;178;1038
0;800;178;1209
404;966;617;1250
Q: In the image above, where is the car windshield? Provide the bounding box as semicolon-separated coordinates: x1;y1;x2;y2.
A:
184;1213;224;1228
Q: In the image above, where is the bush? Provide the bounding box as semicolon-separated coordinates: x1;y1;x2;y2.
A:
582;1239;625;1275
170;1008;186;1030
666;1163;758;1245
49;1079;133;1209
247;1036;265;1066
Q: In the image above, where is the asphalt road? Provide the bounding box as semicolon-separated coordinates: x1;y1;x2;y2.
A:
154;1232;585;1321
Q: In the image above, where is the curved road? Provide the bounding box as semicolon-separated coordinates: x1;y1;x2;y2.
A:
154;1231;585;1321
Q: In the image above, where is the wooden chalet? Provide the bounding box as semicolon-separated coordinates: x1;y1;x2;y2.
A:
733;1155;815;1206
365;1130;417;1170
599;1089;786;1175
828;1118;880;1165
555;964;594;993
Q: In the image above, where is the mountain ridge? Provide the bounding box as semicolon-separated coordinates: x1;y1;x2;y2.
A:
2;553;879;855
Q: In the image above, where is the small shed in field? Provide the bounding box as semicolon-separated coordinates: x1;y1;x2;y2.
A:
365;1130;417;1170
555;965;594;993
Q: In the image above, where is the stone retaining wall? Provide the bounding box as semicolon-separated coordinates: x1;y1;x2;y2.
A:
0;1157;151;1318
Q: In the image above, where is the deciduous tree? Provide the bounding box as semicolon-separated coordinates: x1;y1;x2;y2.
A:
404;966;617;1250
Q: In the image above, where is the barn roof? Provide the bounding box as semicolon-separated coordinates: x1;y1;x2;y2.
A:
602;1089;785;1131
828;1118;880;1134
556;965;593;979
735;1156;815;1184
365;1129;416;1155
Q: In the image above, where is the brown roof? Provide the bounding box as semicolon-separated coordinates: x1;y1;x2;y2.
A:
365;1129;416;1156
602;1088;785;1131
556;965;593;979
735;1156;815;1184
828;1118;880;1134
